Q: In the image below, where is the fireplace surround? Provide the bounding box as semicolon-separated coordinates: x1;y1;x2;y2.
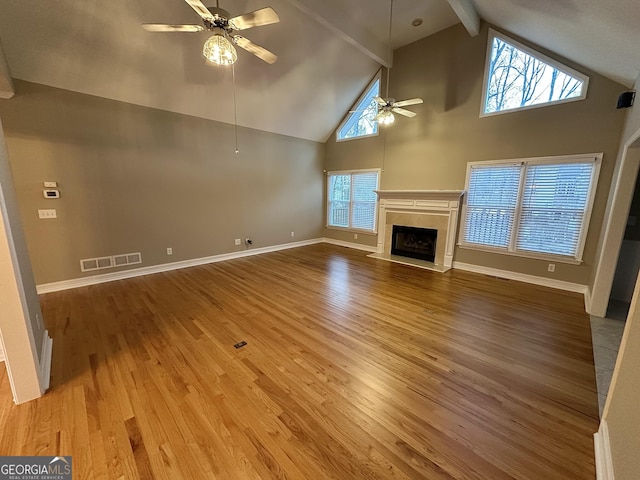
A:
369;190;464;272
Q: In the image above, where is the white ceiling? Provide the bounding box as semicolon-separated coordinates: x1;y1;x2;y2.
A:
0;0;638;143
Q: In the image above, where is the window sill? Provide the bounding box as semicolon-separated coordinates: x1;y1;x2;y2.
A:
325;226;377;236
457;243;582;265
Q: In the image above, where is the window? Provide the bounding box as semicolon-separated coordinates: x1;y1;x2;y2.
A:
327;169;380;232
336;72;381;141
460;154;601;262
481;29;589;116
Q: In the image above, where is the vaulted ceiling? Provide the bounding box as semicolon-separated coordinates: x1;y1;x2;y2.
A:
0;0;638;143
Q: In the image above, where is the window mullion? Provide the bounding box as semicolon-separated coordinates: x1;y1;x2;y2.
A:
509;162;527;252
348;173;354;229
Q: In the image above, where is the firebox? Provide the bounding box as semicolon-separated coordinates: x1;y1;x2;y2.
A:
391;225;437;263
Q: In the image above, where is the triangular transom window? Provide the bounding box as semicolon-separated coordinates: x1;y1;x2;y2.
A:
336;72;381;141
482;29;589;116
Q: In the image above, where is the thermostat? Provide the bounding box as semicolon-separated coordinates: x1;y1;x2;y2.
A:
43;189;60;199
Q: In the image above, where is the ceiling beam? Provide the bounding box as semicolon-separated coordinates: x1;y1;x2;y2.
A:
0;38;14;99
284;0;392;67
445;0;480;37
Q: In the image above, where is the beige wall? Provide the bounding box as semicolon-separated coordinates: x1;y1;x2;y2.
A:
0;80;325;285
325;23;627;285
0;116;45;402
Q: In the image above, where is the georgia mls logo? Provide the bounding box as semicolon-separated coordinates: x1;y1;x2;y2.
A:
0;456;72;479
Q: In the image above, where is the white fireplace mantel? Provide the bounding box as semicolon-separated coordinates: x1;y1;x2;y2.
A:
372;190;465;272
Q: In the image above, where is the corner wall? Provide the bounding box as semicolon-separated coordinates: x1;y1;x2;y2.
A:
0;80;325;285
594;72;640;480
325;23;627;285
0;116;47;403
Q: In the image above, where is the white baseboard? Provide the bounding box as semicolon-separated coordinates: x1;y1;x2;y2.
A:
584;287;593;314
0;343;4;362
36;239;585;296
594;420;615;480
39;330;52;392
322;237;377;253
37;239;324;294
452;261;588;294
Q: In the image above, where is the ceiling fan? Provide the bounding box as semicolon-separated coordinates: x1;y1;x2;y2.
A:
373;96;423;125
143;0;279;65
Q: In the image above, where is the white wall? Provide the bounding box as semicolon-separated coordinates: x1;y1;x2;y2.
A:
0;115;50;403
595;74;640;480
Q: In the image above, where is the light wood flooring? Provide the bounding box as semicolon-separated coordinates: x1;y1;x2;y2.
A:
0;244;599;479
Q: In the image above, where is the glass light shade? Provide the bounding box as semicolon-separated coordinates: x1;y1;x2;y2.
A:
378;110;395;125
203;34;238;65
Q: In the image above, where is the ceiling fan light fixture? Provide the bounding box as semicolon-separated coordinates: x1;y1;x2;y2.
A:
203;34;238;65
377;110;395;126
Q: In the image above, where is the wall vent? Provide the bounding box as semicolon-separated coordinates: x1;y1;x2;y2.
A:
80;252;142;272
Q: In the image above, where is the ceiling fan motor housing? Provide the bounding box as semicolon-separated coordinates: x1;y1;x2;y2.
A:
205;7;233;30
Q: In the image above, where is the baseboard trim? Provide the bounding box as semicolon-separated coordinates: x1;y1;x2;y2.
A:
39;330;52;392
594;420;615;480
585;286;593;314
452;262;588;294
37;238;324;294
322;237;377;253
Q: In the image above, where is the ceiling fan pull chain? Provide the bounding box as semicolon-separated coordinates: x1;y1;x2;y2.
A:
232;62;239;154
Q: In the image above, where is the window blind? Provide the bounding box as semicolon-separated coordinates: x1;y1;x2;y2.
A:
464;164;521;247
327;170;379;232
461;155;599;262
328;174;350;228
351;172;378;231
516;162;594;256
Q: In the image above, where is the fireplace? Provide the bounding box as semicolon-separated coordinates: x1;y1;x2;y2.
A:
371;190;464;272
391;225;437;263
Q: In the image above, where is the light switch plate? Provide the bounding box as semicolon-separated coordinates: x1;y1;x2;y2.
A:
38;209;57;219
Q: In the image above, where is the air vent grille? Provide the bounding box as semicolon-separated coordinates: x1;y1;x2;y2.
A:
80;252;142;272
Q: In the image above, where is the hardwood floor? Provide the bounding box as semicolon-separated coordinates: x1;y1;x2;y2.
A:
0;244;599;479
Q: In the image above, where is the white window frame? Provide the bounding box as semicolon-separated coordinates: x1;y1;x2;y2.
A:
458;153;602;264
480;29;590;118
336;71;381;142
326;168;381;234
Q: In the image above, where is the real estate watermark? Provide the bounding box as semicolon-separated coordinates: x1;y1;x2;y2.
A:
0;456;71;480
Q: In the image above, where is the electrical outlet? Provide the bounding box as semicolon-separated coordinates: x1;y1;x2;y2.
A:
166;247;173;255
291;231;295;237
38;209;57;219
548;263;555;272
354;233;358;239
234;238;241;246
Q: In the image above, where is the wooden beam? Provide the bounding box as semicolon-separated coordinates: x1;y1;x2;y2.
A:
284;0;392;67
0;38;14;99
446;0;480;37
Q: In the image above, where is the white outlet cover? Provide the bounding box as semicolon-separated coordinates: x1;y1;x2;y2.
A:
38;209;57;219
234;238;241;246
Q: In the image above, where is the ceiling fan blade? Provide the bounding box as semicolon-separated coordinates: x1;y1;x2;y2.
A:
233;35;278;64
184;0;213;21
229;7;279;30
373;96;387;106
392;107;417;118
393;98;423;108
142;24;204;32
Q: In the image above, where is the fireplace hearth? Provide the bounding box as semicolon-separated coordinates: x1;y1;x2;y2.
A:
391;225;437;263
